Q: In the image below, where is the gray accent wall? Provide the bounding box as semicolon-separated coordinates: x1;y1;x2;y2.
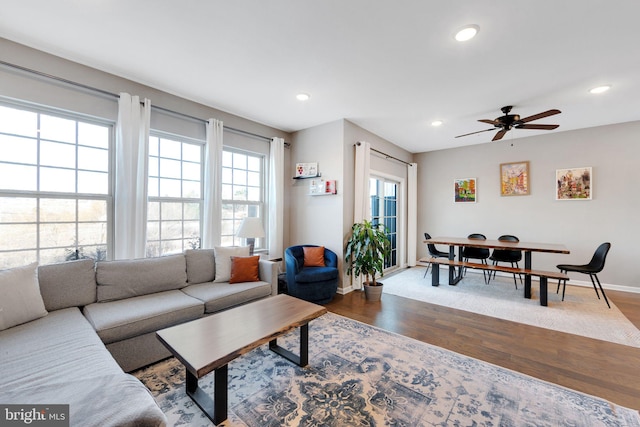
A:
415;121;640;290
289;119;412;292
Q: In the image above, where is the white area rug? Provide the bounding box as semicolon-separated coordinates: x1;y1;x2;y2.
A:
382;267;640;348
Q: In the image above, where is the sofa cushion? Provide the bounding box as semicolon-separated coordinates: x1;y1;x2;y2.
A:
185;248;216;284
38;258;97;311
0;262;48;331
96;254;187;302
213;246;250;282
181;281;271;313
0;307;122;390
296;266;339;283
229;256;261;284
83;290;204;344
0;307;166;426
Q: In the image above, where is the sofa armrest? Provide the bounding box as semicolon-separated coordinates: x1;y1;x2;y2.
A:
259;259;278;296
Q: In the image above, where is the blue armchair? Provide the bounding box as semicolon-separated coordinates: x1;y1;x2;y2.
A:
284;245;339;304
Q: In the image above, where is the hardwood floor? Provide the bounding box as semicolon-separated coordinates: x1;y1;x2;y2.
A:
324;285;640;411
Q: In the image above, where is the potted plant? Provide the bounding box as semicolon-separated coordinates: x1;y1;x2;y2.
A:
345;219;391;301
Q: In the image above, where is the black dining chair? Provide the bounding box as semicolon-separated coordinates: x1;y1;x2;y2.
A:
422;232;451;278
488;235;523;288
462;233;490;283
556;242;611;308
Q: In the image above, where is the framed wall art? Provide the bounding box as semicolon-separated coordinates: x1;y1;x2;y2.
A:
556;166;592;200
500;161;530;196
454;178;476;203
294;162;318;178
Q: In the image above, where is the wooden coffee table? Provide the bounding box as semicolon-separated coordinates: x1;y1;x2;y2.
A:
156;294;327;425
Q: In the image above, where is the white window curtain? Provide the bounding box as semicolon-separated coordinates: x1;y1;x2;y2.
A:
407;162;418;267
353;141;371;224
114;93;150;260
352;141;371;289
202;118;223;249
269;137;285;264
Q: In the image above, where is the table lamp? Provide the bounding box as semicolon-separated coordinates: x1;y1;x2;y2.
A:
236;217;265;255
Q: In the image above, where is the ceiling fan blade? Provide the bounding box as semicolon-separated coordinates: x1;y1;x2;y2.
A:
478;119;500;126
492;129;508;141
455;128;495;138
518;109;561;123
516;124;559;130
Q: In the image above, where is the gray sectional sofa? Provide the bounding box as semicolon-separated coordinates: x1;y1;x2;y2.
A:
0;249;278;427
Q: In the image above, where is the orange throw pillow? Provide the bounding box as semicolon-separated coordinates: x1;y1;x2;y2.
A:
229;256;261;284
303;246;325;267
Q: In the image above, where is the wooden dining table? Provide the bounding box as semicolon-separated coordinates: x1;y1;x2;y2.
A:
424;237;570;305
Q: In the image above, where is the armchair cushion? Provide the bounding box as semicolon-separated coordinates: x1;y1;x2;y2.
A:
303;246;326;267
296;266;338;283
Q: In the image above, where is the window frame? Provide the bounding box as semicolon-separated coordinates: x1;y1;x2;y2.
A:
146;131;205;257
220;147;266;250
0;99;114;267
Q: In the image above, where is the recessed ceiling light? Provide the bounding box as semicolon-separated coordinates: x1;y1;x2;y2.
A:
455;25;479;42
431;120;443;127
589;85;611;94
296;93;310;101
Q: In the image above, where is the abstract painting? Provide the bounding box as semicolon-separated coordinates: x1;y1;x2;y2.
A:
454;178;476;203
556;167;592;200
500;161;530;196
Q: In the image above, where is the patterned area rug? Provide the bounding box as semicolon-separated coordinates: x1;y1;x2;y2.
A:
134;313;640;426
382;267;640;348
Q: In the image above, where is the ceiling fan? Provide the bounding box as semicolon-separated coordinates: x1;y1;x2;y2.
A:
456;106;561;141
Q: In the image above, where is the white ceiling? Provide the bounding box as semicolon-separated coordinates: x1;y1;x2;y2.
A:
1;1;639;153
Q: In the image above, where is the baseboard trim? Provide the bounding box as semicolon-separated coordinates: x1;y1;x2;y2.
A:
413;264;640;294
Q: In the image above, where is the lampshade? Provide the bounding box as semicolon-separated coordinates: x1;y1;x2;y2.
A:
236;217;265;238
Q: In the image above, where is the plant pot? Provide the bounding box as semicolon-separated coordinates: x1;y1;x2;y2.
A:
363;282;383;301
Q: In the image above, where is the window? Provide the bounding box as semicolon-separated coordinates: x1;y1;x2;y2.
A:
147;134;203;256
0;103;111;268
370;177;398;270
221;149;265;248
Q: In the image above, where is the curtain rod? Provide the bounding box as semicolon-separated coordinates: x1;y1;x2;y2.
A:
0;59;288;145
355;142;413;166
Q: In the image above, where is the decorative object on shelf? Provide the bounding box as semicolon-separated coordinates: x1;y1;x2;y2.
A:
309;179;337;195
344;219;391;301
454;178;476;203
236;217;265;255
500;161;530;196
556;166;592;200
294;162;318;178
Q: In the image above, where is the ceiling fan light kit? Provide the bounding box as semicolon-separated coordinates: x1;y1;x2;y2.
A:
455;106;561;141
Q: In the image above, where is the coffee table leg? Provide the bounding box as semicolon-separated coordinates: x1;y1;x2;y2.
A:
186;365;228;425
269;323;310;367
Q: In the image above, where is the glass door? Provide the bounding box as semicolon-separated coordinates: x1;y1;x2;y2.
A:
370;177;398;271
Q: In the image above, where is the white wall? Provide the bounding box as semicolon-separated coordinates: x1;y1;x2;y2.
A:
342;120;413;290
0;38;290;142
288;120;345;281
415;121;640;289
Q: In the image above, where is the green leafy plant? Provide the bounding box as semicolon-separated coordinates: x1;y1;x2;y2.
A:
345;219;391;286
